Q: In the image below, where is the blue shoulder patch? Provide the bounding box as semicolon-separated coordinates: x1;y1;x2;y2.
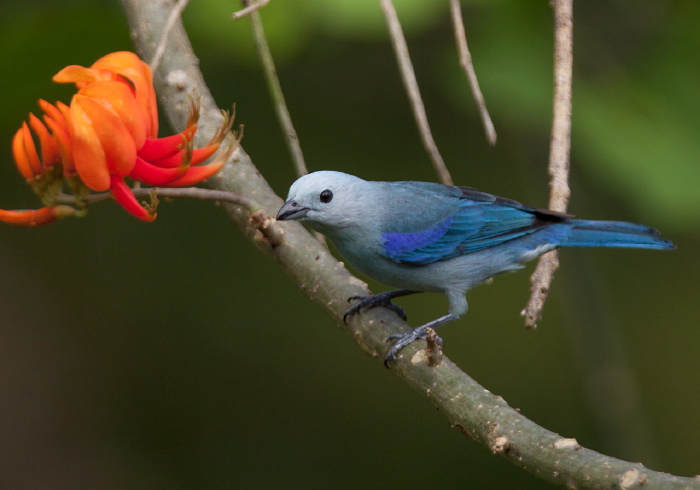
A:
382;215;453;263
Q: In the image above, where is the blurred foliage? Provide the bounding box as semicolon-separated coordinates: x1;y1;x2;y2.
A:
0;0;698;489
183;0;700;228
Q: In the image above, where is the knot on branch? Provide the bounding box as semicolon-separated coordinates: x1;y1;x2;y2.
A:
491;434;511;454
425;327;443;367
620;469;648;490
553;437;582;451
165;69;191;91
249;210;285;249
488;425;512;454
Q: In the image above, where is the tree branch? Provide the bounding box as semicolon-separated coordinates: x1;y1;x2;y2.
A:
379;0;452;185
119;1;699;487
55;187;261;211
231;0;270;21
449;0;496;146
521;0;574;329
238;0;308;178
149;0;190;73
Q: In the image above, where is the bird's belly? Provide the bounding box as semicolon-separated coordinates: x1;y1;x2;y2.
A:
342;248;526;294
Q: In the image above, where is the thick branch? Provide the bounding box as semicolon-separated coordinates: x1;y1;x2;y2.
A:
119;1;699;487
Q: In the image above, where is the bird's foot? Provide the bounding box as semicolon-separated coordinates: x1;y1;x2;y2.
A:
343;290;411;324
384;326;444;367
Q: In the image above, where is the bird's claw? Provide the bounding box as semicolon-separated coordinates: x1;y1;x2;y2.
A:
383;327;444;367
343;292;408;324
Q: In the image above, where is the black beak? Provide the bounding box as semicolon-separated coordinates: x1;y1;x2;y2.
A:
276;200;309;221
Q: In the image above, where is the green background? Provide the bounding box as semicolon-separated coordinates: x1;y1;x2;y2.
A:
0;1;698;488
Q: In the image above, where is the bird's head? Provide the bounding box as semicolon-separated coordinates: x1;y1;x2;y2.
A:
276;171;367;232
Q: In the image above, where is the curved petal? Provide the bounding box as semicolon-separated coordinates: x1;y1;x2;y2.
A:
190;144;220;166
11;126;36;180
78;80;148;149
138;132;189;162
53;65;114;86
56;101;71;122
43;115;75;177
148;149;188;169
38;99;69;129
19;122;42;177
109;175;156;222
72;94;137;178
165;161;225;187
130;156;189;185
69;98;110;191
90;52;159;137
28;113;57;170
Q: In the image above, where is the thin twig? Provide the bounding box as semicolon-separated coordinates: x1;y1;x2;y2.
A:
135;187;261;210
240;0;308;178
521;0;574;329
425;328;443;367
379;0;452;185
149;0;190;72
449;0;496;146
231;0;270;20
55;187;261;212
239;0;325;244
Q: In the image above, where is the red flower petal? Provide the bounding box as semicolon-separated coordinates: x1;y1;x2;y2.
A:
190;144;220;166
109;175;156;222
148;149;188;169
129;156;188;186
138;133;188;162
165;161;225;187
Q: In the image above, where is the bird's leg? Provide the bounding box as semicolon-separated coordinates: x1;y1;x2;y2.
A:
384;313;458;367
343;289;419;324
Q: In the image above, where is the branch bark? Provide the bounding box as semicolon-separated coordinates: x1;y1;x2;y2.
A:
240;0;308;178
521;0;574;329
379;0;452;185
449;0;497;146
119;1;699;487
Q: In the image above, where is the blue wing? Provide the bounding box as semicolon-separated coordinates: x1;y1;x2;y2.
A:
380;185;568;265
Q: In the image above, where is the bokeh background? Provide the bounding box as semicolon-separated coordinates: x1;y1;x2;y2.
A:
1;1;698;488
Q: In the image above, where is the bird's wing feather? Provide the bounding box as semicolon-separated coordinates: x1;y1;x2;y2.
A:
380;185;568;265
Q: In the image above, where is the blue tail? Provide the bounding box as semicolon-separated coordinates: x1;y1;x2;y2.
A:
559;219;675;250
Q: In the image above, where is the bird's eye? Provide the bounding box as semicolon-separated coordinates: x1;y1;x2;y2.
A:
320;189;333;203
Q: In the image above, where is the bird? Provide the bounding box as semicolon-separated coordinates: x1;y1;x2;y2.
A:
276;171;675;365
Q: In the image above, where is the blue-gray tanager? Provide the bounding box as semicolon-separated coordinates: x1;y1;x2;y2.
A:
276;171;674;365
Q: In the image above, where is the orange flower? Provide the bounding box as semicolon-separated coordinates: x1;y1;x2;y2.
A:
0;206;76;227
5;51;234;225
